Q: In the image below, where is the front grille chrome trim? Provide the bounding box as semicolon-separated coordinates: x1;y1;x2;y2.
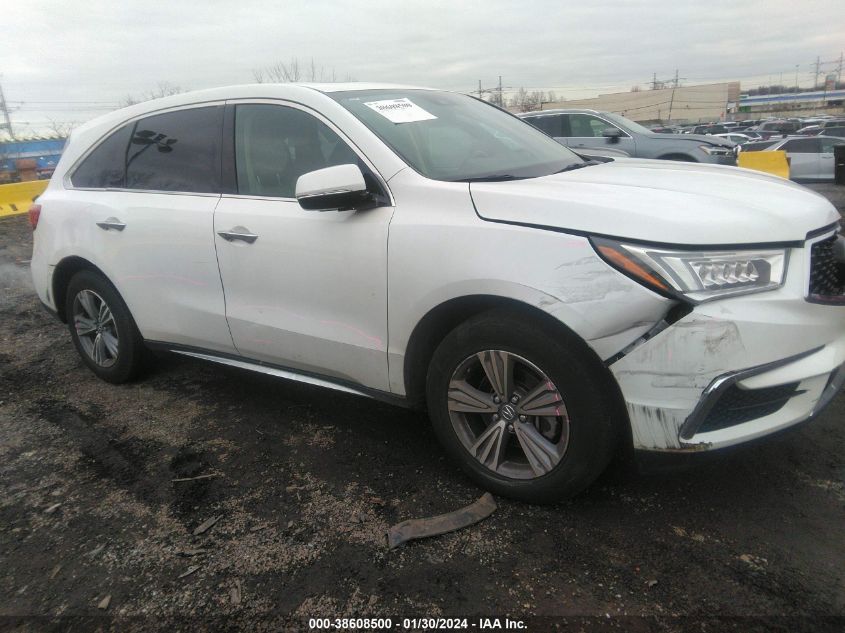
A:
807;232;845;304
679;347;823;441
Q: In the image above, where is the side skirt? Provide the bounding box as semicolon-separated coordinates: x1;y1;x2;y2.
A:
144;341;411;409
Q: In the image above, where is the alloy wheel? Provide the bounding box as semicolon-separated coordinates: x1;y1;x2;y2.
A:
447;350;570;479
72;289;120;368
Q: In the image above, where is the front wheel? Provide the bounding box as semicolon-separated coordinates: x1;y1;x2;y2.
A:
426;309;618;503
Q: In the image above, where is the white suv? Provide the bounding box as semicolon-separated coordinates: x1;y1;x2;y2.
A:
30;83;845;502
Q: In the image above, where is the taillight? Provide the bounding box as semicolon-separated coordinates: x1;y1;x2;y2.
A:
28;204;41;230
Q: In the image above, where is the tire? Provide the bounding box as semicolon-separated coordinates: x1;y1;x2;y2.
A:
426;308;617;503
65;270;147;383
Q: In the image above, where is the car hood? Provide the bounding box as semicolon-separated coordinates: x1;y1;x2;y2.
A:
647;132;733;147
469;159;839;245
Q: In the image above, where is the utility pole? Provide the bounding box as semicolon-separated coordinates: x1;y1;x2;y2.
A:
497;75;503;107
652;72;658;91
794;64;799;91
813;56;822;89
0;78;14;141
667;69;679;122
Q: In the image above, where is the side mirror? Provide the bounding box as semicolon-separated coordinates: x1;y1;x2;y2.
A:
602;127;623;143
295;164;373;212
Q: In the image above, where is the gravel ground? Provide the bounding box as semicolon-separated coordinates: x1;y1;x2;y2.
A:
1;185;844;632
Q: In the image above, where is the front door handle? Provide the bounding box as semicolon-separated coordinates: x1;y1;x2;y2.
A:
217;227;258;244
96;217;126;231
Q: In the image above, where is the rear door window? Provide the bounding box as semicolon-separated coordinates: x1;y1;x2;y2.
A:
124;107;222;193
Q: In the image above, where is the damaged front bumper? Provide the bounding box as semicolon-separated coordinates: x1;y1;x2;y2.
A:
609;238;845;452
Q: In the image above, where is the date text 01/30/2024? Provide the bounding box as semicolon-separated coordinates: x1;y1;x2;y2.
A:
308;617;527;630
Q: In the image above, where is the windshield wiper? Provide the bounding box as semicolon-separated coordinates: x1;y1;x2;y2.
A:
554;160;601;174
454;174;526;183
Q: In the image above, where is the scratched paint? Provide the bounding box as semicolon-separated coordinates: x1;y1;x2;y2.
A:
614;315;748;450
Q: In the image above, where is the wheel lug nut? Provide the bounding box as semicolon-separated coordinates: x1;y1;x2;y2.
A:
511;396;519;403
519;415;527;422
493;396;500;404
492;414;499;421
507;424;514;432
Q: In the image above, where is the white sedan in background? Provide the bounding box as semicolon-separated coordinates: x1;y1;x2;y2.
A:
743;135;843;181
714;132;752;145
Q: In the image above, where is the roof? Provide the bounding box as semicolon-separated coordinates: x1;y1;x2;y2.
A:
517;108;602;116
69;82;434;138
47;82;435;187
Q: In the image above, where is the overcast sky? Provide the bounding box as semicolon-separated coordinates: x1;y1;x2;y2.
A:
2;0;843;134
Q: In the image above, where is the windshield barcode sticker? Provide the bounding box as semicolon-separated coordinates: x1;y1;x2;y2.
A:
363;98;437;124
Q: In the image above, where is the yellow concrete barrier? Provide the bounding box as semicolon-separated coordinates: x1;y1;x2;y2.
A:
737;150;790;180
0;180;49;219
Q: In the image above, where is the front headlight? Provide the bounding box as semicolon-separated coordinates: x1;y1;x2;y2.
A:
592;237;789;303
699;144;732;156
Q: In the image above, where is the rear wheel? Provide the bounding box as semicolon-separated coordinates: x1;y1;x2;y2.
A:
65;270;147;383
426;309;617;503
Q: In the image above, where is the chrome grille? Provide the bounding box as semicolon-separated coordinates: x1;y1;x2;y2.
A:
808;235;845;303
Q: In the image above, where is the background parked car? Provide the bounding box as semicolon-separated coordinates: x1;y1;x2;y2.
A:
817;126;845;138
749;120;802;139
714;132;752;145
519;109;736;163
741;140;780;152
690;124;728;135
741;135;844;181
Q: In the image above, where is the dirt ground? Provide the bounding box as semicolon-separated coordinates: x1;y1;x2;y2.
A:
1;185;844;632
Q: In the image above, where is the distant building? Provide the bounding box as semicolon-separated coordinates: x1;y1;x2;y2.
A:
526;82;741;124
0;137;66;183
737;89;845;114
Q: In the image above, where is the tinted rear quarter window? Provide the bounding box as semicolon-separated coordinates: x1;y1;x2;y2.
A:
125;106;222;193
525;115;562;137
71;125;133;188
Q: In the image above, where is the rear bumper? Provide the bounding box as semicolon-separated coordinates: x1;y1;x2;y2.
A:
610;240;845;452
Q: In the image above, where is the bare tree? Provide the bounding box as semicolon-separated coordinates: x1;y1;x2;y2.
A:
120;82;186;107
45;117;76;138
510;88;547;112
253;57;352;83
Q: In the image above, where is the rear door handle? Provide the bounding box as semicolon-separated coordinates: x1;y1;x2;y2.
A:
217;227;258;244
96;217;126;231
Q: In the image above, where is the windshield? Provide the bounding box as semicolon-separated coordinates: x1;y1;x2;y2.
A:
330;89;583;181
601;112;654;135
